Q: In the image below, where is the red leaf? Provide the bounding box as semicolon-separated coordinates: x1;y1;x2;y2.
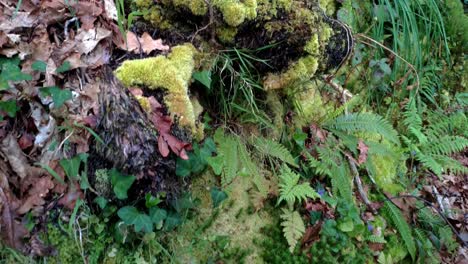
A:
179;149;189;160
357;139;369;165
18;133;34;150
158;136;170;157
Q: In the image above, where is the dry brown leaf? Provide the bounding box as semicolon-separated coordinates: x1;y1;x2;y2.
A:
17;177;54;214
0;134;30;179
118;31;169;54
357;139;369;165
104;0;118;20
0;11;36;33
80;41;111;68
140;32;170;53
0;31;8;47
30;102;56;147
58;184;84;210
75;27;112;54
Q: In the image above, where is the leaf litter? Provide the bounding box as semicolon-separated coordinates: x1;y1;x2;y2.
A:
0;0;183;256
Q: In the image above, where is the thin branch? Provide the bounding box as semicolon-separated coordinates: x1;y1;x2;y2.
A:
348;158;377;214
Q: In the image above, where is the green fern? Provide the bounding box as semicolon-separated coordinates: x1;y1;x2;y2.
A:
216;135;239;186
331;165;353;203
422;135;468;156
280;208;305;253
325;112;400;145
383;201;416;261
278;166;319;206
237;139;269;197
403;104;468;176
366;235;387;244
255;137;298;167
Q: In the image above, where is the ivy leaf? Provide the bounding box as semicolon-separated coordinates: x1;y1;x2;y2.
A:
338;218;354;232
176;157;193;177
94;197;108;209
206;155;224;175
32;60;47;72
40;87;72;108
163;212;182;231
149;207;167;224
193;70;211;89
110;169;136;200
210;187;228;208
117;206;153;233
1;62;32;82
0;100;19;117
145;193;161;208
56;61;71;73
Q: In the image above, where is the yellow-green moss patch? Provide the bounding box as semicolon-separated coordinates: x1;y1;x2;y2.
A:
115;44;199;134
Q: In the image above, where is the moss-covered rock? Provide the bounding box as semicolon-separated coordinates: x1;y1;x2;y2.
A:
115;44;201;136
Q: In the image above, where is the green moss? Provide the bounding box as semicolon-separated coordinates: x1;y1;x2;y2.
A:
172;0;208;16
263;21;333;91
94;169;112;199
211;0;258;27
216;26;238;43
289;81;335;126
170;171;273;263
264;55;319;90
115;44;200;134
43;225;83;264
319;0;336;16
143;6;172;30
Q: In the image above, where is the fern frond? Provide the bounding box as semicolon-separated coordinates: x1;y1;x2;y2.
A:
422;135;468;156
278;166;319;206
325;112;400;145
435;156;468;175
217;135;239;186
415;152;443;176
255;138;297;167
330;164;353;203
366;235;386;244
280;208;305;253
383;201;416;261
403;100;423;130
237;140;269;197
438;225;457;252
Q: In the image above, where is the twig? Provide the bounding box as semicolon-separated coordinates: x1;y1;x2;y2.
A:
348;158;377;214
204;0;216;43
323;75;354;104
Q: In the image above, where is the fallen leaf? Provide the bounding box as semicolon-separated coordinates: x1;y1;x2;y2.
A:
17;177;54;214
30;102;56;147
58;184;83;210
104;0;118;20
118;31;169;54
357;139;369;165
75;27;112;54
0;32;8;48
158;136;170;157
0;134;30;179
18;133;34;150
140;32;170;53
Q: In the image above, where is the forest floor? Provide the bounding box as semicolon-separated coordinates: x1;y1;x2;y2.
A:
0;0;467;263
